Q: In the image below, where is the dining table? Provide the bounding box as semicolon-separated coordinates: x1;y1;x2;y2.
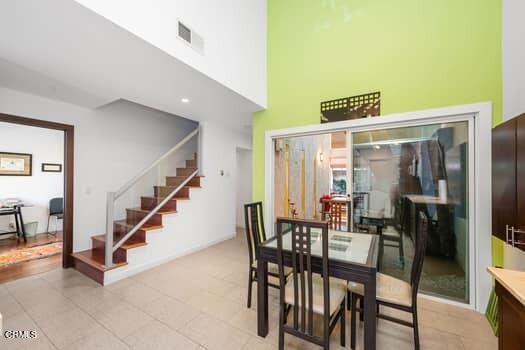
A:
256;228;380;350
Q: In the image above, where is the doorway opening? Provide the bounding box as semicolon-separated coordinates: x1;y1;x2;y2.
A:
0;113;74;283
236;147;253;230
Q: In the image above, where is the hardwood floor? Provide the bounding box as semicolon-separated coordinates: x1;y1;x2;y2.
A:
0;231;63;283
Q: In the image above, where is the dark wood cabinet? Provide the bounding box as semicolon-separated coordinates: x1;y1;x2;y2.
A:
496;281;525;350
517;117;525;231
492;113;525;251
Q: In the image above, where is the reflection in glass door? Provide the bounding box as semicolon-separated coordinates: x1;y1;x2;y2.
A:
351;121;470;303
273;132;350;230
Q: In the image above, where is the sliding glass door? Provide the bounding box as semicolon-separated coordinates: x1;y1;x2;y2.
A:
270;118;474;304
351;121;471;303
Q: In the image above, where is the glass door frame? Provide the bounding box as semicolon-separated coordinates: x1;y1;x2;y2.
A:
348;116;475;306
264;102;492;312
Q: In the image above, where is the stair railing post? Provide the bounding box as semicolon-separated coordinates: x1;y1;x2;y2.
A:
105;192;115;268
197;124;203;176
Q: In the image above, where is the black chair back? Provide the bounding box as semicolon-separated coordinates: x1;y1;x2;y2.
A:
411;211;429;300
49;197;63;216
244;202;267;266
276;217;330;337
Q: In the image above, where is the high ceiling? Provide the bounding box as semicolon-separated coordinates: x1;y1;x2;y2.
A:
0;0;263;130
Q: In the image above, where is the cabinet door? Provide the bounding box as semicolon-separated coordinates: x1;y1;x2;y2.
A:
492;119;516;241
516;115;525;250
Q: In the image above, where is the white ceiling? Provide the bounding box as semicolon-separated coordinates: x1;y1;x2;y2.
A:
0;0;263;128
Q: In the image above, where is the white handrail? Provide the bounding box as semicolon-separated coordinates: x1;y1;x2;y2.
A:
112;169;198;253
105;126;201;268
114;127;199;200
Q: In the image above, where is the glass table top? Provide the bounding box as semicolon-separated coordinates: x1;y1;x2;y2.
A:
262;229;375;266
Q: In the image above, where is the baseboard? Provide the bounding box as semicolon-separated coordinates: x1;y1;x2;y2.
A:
103;233;237;285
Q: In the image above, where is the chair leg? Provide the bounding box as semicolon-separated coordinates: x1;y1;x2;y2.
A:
278;304;285;350
350;293;357;350
46;216;51;234
413;308;420;350
399;237;405;267
359;296;364;322
247;268;253;309
347;290;351;310
340;300;346;347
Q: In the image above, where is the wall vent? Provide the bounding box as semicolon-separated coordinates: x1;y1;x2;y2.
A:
178;21;204;54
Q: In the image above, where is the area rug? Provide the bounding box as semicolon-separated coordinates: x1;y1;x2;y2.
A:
0;242;62;267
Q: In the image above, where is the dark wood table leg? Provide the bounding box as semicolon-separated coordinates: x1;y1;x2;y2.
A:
257;259;269;337
363;275;377;350
13;210;21;240
17;206;27;242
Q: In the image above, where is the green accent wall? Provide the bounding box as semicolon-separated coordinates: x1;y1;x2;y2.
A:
492;236;504;267
253;0;502;264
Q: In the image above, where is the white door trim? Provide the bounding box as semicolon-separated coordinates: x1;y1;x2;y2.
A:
264;102;492;312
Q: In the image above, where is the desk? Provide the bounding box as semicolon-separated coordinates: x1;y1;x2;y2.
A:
404;195;455;257
0;206;26;242
257;229;379;349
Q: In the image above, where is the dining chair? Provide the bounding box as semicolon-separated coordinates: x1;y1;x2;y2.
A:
380;226;405;267
47;197;63;236
244;202;291;308
348;211;429;350
275;217;346;350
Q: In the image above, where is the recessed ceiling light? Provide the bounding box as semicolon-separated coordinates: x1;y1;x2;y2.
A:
181;98;190;103
374;145;381;150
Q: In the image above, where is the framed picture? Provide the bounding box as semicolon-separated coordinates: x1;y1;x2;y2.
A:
41;163;62;173
0;152;32;176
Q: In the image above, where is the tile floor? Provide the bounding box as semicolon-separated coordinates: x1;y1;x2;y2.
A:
0;231;497;350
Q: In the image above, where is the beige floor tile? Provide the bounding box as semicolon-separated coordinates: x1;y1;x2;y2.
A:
107;278;163;307
228;307;278;338
90;301;153;338
68;286;123;315
140;295;201;331
198;276;238;297
37;307;101;349
47;274;99;297
39;268;82;283
461;335;498;350
66;326;129;350
180;313;250;350
0;231;497;350
0;293;24;318
241;336;276;350
186;290;244;321
125;320;199;350
0;312;55;350
154;278;204;302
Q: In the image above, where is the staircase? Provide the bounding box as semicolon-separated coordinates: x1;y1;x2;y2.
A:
72;127;203;285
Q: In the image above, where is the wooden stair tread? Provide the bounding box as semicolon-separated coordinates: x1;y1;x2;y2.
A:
92;234;147;250
166;175;204;179
141;196;190;201
74;153;203;285
72;250;127;271
127;208;178;215
114;219;163;231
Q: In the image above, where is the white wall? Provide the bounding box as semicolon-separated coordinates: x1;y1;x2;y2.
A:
0;122;64;234
74;0;267;108
0;87;197;252
236;148;252;228
105;120;254;283
503;0;525;120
